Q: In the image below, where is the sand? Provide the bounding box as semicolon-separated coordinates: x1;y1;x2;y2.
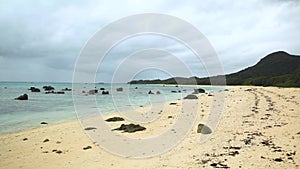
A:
0;86;299;168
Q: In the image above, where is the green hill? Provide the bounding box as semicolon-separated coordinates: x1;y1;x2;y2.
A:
129;51;300;87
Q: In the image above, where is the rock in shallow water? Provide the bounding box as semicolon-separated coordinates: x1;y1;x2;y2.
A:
15;94;28;100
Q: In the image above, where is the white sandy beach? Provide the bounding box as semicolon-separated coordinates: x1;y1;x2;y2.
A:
0;86;299;169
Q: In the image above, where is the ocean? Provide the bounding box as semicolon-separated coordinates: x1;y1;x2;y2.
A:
0;82;225;134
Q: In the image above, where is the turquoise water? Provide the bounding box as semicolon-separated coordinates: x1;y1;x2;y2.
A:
0;82;225;134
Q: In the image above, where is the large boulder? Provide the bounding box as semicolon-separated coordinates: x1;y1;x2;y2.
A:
113;123;146;133
15;94;28;100
183;94;198;99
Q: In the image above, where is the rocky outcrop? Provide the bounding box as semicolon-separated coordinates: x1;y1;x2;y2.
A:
15;94;28;100
29;87;40;92
43;86;55;91
113;123;146;133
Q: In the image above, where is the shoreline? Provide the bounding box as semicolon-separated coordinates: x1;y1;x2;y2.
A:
0;86;299;168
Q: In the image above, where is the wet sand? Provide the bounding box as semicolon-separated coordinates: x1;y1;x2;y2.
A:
0;86;299;168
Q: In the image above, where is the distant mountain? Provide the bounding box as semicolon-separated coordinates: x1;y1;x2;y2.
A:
128;51;300;87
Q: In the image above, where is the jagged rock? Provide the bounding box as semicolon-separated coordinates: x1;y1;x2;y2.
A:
29;87;40;92
43;86;55;91
113;123;146;133
15;94;28;100
105;117;124;122
116;87;123;92
183;94;198;99
197;124;212;134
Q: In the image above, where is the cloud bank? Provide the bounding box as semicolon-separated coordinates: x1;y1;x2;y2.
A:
0;0;299;82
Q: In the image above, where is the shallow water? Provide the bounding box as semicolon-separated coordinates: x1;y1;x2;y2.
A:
0;82;225;134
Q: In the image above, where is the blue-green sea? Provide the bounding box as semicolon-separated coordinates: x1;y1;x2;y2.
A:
0;82;225;134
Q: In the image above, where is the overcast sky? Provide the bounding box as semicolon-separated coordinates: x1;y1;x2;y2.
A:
0;0;300;83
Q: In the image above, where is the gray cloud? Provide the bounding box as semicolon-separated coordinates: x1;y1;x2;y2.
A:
0;0;299;82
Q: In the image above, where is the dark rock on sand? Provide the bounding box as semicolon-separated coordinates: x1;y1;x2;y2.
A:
43;86;55;91
84;127;97;130
15;94;28;100
274;158;283;162
113;123;146;133
43;139;49;142
183;94;198;100
169;103;177;105
40;121;48;125
23;138;28;141
29;87;40;92
116;87;123;92
197;124;212;134
83;146;92;150
105;117;125;122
